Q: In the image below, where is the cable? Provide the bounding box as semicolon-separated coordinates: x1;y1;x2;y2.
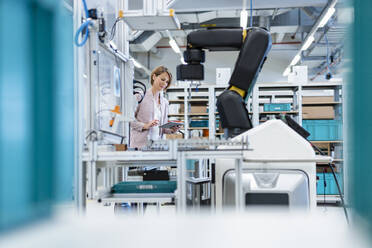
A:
324;33;333;80
75;20;92;47
109;17;123;41
311;143;350;224
323;167;326;207
82;0;89;17
133;80;147;103
74;0;92;47
281;114;349;223
250;0;253;27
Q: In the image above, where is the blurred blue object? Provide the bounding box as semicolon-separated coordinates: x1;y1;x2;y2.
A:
351;0;372;231
0;0;74;232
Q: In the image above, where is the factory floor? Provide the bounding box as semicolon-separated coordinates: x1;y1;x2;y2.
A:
1;201;371;248
85;199;345;218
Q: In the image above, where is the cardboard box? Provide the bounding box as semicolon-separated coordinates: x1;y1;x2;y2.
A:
166;133;183;139
302;96;334;104
114;144;127;151
179;104;208;114
302;106;335;119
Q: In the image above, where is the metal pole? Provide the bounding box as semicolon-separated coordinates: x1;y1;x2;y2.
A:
177;151;187;212
184;87;189;139
209;87;216;139
73;0;86;212
235;158;243;211
252;84;259;127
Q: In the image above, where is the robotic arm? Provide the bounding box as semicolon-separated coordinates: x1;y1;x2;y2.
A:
177;27;272;137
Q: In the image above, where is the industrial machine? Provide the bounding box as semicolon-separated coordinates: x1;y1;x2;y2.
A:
177;28;328;210
177;27;272;137
215;120;322;210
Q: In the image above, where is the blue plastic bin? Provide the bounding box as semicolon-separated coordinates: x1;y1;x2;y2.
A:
264;103;291;112
302;120;343;140
316;173;343;195
190;120;219;127
190;120;208;127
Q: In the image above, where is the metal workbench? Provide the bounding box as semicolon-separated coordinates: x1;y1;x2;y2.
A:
80;139;250;213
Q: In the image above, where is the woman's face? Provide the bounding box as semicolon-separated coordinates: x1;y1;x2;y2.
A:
152;72;170;91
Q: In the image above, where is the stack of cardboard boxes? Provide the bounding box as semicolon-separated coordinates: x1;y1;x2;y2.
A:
179;103;208;114
302;96;335;119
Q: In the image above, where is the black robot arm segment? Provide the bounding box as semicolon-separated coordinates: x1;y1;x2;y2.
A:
177;27;272;138
186;29;243;51
228;28;271;94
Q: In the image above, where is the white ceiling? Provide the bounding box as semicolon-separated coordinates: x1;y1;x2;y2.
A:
170;0;328;12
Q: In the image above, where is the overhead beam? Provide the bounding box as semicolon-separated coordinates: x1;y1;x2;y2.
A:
283;0;339;75
171;0;328;12
302;56;327;61
301;7;319;20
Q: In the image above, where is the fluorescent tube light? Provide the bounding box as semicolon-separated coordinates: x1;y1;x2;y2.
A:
301;36;315;51
290;54;301;66
283;67;291;77
180;57;186;64
132;59;142;68
240;10;248;28
169;39;181;54
318;7;336;28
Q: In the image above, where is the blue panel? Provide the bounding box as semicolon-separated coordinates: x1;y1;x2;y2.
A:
53;5;74;202
0;0;74;232
0;0;34;231
302;120;343;141
316;173;343;195
351;0;372;229
263;103;291;112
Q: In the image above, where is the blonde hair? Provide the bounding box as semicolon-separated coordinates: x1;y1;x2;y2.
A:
150;66;172;90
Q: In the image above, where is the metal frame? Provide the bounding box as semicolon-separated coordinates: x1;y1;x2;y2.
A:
80;138;250;212
176;149;246;212
73;0;86;212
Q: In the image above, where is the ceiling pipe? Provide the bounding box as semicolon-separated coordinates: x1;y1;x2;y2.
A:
283;0;338;76
301;7;319;20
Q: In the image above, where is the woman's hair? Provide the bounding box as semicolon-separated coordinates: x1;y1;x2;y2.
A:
150;66;172;89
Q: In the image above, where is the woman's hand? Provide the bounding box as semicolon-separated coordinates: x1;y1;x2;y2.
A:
143;120;159;130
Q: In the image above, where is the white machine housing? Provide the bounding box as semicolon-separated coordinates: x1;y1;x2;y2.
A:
215;120;318;210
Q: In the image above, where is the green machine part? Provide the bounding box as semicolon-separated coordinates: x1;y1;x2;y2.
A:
111;181;177;194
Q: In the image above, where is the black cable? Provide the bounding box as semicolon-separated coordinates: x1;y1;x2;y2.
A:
311;143;349;224
85;130;97;141
133;80;147;103
109;18;121;41
281;114;349;223
323;167;326;206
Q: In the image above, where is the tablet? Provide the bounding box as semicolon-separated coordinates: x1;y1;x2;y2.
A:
160;122;184;129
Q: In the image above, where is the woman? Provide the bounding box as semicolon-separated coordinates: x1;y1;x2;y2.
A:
130;66;179;149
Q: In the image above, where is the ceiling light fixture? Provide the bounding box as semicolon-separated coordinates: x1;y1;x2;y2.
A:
301;36;315;51
318;7;336;28
166;30;181;54
132;58;142;68
180;57;186;64
240;10;248;29
291;54;301;66
169;39;181;54
283;67;291;77
283;0;338;77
